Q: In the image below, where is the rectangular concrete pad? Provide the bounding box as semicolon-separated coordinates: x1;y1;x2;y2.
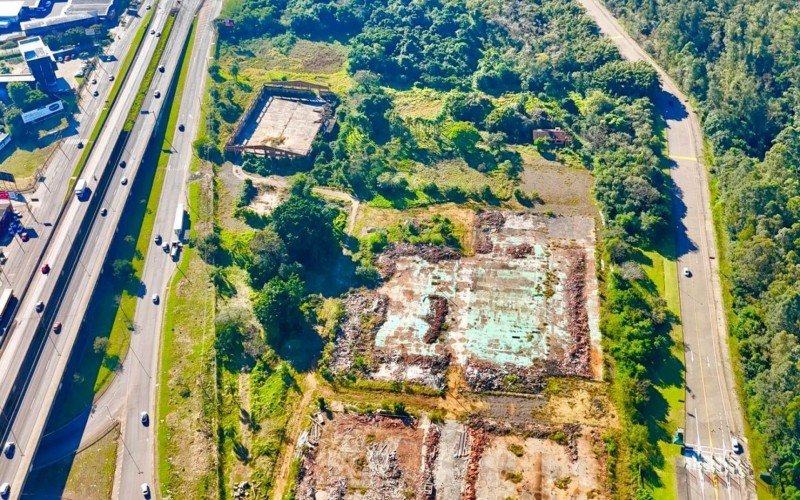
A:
239;97;325;156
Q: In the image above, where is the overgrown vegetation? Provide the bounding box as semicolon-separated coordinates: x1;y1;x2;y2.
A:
605;0;800;495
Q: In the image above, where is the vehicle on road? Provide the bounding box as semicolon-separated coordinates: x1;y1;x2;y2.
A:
93;90;99;97
121;177;128;185
77;141;84;149
141;483;150;497
140;411;149;425
154;234;161;245
120;160;127;168
153;90;161;99
156;32;161;37
178;124;184;132
52;322;61;333
174;203;184;238
0;482;8;497
732;437;742;454
41;264;50;274
20;232;29;242
3;442;14;458
75;178;88;198
35;301;44;313
100;208;107;217
683;266;691;277
145;3;151;8
0;289;13;320
91;78;97;84
158;65;165;73
150;29;155;35
109;75;115;82
152;293;159;304
161;242;169;252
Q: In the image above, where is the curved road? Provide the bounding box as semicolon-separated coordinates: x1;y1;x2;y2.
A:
577;1;755;498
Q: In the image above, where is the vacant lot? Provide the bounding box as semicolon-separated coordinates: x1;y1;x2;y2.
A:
331;212;601;393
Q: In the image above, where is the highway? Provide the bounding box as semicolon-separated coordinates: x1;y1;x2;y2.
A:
0;0;191;496
114;0;221;496
577;1;755;498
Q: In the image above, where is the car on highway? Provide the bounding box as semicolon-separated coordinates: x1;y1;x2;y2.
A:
683;266;691;277
152;293;159;304
41;264;50;274
121;177;128;185
162;242;169;252
156;32;161;37
35;301;44;313
140;411;149;425
52;322;62;333
100;208;108;216
0;482;8;498
150;29;155;35
120;160;127;168
93;90;99;97
3;441;14;458
153;90;161;99
109;75;115;82
20;232;29;242
178;124;185;132
141;483;150;497
145;3;151;8
154;234;161;245
158;65;165;73
91;78;97;84
78;141;84;149
732;437;742;454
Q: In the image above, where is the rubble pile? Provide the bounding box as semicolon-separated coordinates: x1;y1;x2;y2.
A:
422;295;449;344
373;352;451;389
418;424;441;499
506;243;535;258
377;243;460;278
474;211;505;254
464;358;546;394
562;249;591;377
463;427;489;500
329;291;387;374
367;443;405;499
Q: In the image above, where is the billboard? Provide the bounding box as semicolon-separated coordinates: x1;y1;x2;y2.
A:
21;100;64;124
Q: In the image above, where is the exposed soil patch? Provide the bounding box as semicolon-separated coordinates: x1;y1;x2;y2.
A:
422;295;449;344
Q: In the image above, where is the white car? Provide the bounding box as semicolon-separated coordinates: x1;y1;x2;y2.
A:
121;177;128;185
0;483;8;497
732;437;742;454
3;441;14;457
152;293;159;304
141;483;150;496
683;267;691;277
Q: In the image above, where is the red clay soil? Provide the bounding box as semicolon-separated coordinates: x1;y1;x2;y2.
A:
562;249;591;377
418;424;441;499
474;211;505;254
422;295;449;344
377;243;460;278
506;243;535;258
463;427;490;500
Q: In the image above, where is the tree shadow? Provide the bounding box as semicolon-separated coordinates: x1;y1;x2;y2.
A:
277;327;322;372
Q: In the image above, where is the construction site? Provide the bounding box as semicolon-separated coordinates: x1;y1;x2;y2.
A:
225;81;337;160
293;411;609;499
329;212;602;393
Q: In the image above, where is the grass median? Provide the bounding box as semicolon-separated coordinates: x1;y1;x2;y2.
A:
47;18;196;431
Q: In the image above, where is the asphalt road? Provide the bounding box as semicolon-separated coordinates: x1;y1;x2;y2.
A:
577;1;755;498
0;1;184;496
114;0;221;497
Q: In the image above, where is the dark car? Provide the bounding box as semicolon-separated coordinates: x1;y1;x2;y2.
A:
52;322;62;333
35;301;44;313
178;124;185;132
41;264;50;274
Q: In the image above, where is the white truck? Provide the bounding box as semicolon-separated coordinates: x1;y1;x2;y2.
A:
75;179;88;199
173;203;184;239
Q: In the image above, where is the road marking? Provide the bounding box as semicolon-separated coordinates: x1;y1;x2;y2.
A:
669;154;699;162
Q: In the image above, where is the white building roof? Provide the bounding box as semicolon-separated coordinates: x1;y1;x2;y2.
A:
0;1;25;19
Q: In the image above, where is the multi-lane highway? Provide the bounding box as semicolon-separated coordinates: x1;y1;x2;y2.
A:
0;0;195;496
577;1;755;498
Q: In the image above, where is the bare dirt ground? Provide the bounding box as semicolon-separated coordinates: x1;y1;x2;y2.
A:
474;431;607;499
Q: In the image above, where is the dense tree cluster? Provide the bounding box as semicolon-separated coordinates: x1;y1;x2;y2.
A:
604;0;800;494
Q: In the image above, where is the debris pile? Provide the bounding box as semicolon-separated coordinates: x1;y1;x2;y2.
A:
367;443;404;499
463;427;489;500
506;243;534;258
474;211;506;254
232;481;251;499
329;291;387;375
423;295;449;344
464;358;546;394
373;352;451;389
418;424;441;499
376;243;460;278
562;249;591;377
